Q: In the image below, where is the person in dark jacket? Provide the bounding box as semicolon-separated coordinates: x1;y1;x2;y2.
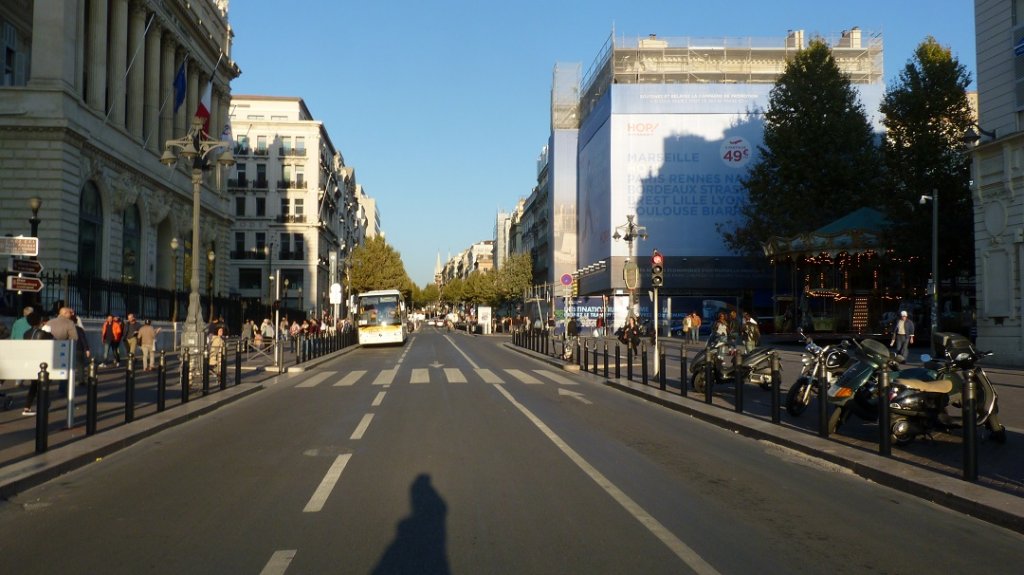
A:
890;310;915;361
22;310;54;415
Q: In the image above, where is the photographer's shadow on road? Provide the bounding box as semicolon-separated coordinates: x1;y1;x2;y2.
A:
372;473;450;575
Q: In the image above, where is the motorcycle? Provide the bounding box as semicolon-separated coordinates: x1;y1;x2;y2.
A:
690;334;775;394
786;330;852;416
825;336;902;435
886;332;1006;445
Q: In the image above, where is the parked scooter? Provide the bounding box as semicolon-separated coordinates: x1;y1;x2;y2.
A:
690;334;775;393
786;330;852;416
886;332;1006;445
825;336;902;435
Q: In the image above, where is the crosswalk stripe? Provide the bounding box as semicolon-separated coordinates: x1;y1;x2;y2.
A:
533;370;578;386
373;368;396;386
333;370;366;387
475;368;504;384
296;372;336;388
505;369;543;384
444;368;467;383
410;368;430;384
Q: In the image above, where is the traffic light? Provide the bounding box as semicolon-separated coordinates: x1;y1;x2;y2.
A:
571;276;579;297
651;250;665;288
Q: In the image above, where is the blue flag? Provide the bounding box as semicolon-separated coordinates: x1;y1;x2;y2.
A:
172;62;186;113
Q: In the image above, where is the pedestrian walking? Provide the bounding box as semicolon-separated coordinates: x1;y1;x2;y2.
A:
890;310;915;361
138;319;161;371
123;312;141;360
209;326;225;381
21;310;54;416
100;314;123;367
689;311;702;344
740;312;760;354
620;316;641;355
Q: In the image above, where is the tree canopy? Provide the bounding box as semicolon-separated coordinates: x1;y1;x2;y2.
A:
879;36;974;282
347;236;413;300
722;39;884;254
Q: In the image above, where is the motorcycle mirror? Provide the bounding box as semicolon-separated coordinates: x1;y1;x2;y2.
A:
920;354;932;363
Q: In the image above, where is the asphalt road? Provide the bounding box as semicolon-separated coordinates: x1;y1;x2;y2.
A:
0;327;1021;574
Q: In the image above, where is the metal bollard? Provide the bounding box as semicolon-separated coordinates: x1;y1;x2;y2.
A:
659;350;666;391
878;369;891;457
627;346;634;381
603;342;609;379
86;359;99;434
963;373;978;481
641;343;648;386
818;359;829;438
704;355;714;404
593;343;599;375
615;344;621;379
680;349;688;397
770;352;781;424
35;362;50;454
582;339;588;371
125;354;136;423
733;352;743;414
220;349;228;391
235;340;243;386
182;350;191;403
157;351;167;412
202;348;211;396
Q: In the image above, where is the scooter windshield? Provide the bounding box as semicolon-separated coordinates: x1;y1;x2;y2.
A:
835;361;875;390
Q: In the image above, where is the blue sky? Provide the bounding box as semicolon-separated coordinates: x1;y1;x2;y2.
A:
228;1;976;286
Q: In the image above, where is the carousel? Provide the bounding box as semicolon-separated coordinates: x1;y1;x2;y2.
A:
761;207;924;336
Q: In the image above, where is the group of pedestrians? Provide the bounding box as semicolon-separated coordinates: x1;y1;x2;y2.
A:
99;313;162;370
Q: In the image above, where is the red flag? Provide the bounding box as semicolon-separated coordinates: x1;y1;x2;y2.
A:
195;81;212;137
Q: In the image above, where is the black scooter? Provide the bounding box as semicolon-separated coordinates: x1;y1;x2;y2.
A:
886;332;1006;445
690;334;775;394
787;329;852;416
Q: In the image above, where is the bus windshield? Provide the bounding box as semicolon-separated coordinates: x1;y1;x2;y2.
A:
358;295;402;326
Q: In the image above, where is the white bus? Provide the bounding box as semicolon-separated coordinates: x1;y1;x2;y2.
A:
356;289;408;346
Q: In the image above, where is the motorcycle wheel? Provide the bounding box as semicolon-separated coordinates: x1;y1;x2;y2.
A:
786;377;812;417
692;370;707;394
988;422;1007;444
827;407;845;435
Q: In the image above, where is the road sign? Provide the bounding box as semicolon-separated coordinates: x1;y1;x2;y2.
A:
6;275;44;292
560;273;573;286
9;259;43;274
0;237;38;256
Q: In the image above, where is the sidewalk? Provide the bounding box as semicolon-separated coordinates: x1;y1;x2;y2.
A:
506;334;1024;534
0;339;340;498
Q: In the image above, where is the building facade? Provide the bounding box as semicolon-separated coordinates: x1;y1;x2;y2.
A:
0;0;238;315
227;95;362;319
972;0;1024;364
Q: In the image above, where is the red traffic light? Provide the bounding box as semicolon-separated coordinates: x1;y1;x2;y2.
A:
652;250;664;266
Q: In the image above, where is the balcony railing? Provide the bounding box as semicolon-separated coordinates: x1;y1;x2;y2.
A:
276;180;307;190
228;178;249;190
278;148;307;157
280;250;306;261
275;214;307;224
234;145;251;156
252;179;269;190
253;148;269;156
229;250;270;260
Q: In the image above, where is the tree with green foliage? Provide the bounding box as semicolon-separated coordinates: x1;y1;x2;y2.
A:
879;36;974;288
495;252;533;307
464;270;499;306
722;39;885;254
416;283;440;309
347;236;413;300
439;277;465;306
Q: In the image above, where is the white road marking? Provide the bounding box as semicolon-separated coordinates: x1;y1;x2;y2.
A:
444;368;467;383
372;391;387;407
350;413;375;440
259;549;297;575
445;336;480;369
558;387;592;404
410;368;430;384
493;385;720;575
505;369;543;384
295;371;335;388
303;453;352;513
534;369;578;386
334;370;366;387
475;368;504;384
372;368;396;386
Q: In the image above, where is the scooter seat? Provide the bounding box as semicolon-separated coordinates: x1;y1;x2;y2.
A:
897;378;954;394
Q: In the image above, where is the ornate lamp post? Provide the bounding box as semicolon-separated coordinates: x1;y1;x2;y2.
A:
264;243;273;310
28;197;42;238
284;278;290;311
161;117;235;366
612;214;647;318
920;190;939;355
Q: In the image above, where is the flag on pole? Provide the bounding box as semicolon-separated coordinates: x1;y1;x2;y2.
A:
195;80;212;137
172;62;186;113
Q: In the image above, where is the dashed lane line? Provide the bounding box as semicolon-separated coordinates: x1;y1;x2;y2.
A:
259;550;297;575
303;453;352;513
350;413;375;440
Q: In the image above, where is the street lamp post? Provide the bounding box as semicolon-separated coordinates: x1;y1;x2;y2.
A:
26;197;42;307
264;243;273;314
612;214;648;318
170;237;180;349
161;117;235;370
920;190;939;355
284;278;290;312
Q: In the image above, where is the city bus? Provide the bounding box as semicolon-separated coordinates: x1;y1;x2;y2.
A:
355;289;408;346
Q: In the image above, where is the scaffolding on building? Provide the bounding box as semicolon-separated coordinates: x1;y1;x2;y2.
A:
577;28;883;126
551;62;582;130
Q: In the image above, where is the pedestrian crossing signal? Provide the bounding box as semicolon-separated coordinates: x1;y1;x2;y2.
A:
651;250;664;288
